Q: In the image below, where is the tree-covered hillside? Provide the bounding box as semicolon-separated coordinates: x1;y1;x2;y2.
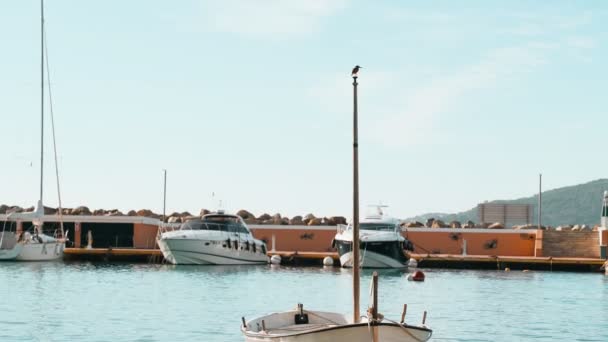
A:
405;179;608;227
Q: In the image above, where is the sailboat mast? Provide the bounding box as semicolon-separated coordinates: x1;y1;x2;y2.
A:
39;0;45;205
352;73;360;323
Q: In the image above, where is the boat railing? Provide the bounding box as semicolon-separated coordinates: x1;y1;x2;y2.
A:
159;222;248;235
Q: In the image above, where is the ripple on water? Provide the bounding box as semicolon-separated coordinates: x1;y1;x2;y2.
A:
1;263;608;341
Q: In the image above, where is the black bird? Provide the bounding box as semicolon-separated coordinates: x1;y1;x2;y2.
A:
351;65;362;76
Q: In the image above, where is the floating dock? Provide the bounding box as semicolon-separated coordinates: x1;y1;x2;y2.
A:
63;248;606;271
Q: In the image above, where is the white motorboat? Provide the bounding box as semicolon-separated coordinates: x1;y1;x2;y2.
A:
241;69;432;342
334;206;414;268
242;306;432;342
158;211;268;265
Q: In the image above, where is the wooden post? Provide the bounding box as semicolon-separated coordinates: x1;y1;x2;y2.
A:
400;304;407;324
372;271;379;342
422;311;427;325
241;317;246;329
352;73;361;323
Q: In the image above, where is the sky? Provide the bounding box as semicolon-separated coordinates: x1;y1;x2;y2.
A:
1;1;607;219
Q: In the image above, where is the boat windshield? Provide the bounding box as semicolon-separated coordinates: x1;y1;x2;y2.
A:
360;223;396;231
181;216;250;234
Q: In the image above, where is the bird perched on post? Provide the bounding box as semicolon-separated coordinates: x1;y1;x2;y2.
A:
351;65;362;77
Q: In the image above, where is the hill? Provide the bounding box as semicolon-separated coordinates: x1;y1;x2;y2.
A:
405;178;608;227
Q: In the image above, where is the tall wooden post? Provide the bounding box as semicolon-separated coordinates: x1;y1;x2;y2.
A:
352;74;360;323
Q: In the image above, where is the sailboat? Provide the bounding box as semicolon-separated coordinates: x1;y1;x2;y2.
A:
240;69;432;341
13;0;66;261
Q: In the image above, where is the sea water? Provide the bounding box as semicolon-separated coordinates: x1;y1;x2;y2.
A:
0;262;607;341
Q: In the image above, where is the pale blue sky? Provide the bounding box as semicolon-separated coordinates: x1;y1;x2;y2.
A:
1;1;607;219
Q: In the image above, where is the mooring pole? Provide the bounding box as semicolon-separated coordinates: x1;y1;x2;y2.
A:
352;72;361;323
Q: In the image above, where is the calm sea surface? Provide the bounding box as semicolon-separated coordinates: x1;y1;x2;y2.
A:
0;262;607;341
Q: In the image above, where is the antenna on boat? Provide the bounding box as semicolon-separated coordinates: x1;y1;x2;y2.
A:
162;169;167;223
538;173;542;229
352;67;361;323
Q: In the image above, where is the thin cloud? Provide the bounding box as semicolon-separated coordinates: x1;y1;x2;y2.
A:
200;0;349;39
371;44;552;147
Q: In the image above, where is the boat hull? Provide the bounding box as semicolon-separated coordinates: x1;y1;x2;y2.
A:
16;241;64;261
158;238;268;265
339;250;408;268
0;244;23;260
243;322;431;342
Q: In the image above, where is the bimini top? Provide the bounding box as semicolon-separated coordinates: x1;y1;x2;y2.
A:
180;213;250;234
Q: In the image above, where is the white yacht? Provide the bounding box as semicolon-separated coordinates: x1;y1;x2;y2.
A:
157;211;268;265
334;206;413;268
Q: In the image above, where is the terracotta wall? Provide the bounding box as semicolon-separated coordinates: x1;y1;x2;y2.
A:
133;224;160;249
251;227;337;252
251;227;537;256
404;230;536;256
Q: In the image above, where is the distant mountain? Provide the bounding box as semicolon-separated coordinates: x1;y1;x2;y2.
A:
405;179;608;227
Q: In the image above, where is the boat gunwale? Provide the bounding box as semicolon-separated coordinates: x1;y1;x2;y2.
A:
241;322;432;338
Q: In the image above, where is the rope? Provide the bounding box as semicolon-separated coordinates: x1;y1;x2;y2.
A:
43;25;65;240
383;316;428;342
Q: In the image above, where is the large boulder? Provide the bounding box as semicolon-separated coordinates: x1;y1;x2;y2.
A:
106;209;124;217
127;210;137;216
431;220;448;228
463;221;476;228
43;206;58;215
72;206;92;215
488;222;505;229
93;209;106;216
272;213;282;225
308;218;323;226
327;216;347;226
167;216;182;223
303;214;316;225
236;209;255;220
7;206;24;214
24;206;35;212
199;208;211;216
425;218;435;228
450;221;462;228
243;217;258;225
0;204;7;214
258;213;272;221
280;217;289;225
289;216;304;225
403;221;424;228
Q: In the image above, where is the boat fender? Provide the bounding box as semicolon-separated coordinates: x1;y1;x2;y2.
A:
252;243;257;253
225;239;231;249
408;258;418;268
270;255;281;265
323;256;334;266
245;241;250;251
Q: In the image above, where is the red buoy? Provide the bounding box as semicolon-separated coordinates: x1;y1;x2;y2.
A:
410;270;425;282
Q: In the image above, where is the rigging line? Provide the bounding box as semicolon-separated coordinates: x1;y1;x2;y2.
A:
43;25;65;239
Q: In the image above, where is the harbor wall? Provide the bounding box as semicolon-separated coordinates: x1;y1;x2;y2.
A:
249;225;337;252
404;228;536;256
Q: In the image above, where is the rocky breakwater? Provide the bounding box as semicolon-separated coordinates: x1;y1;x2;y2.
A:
1;204;347;227
400;217;603;231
